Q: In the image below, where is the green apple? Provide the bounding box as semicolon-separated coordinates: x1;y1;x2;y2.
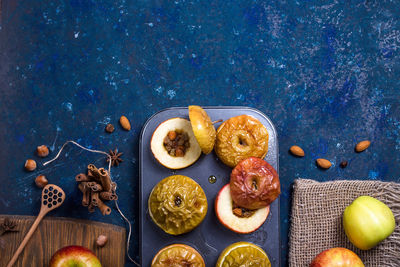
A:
310;247;364;267
343;196;395;250
49;245;102;267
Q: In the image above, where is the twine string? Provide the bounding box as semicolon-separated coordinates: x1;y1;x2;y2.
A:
43;140;140;266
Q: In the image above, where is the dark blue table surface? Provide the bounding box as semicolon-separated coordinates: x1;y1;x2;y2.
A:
1;0;399;266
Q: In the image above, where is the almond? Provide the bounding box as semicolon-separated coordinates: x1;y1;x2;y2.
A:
119;116;131;131
316;158;332;169
290;145;305;157
355;140;370;152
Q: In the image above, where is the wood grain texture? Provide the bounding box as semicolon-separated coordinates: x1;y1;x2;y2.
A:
0;215;125;267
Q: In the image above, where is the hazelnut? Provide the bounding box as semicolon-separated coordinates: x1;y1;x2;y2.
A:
96;234;108;247
37;145;49;157
105;123;115;133
340;161;348;168
25;159;37;171
35;175;48;188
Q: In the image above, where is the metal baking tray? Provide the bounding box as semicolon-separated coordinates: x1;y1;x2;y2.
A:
139;106;280;266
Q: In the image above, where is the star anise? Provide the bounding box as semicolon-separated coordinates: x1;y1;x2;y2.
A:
107;149;123;166
0;218;19;236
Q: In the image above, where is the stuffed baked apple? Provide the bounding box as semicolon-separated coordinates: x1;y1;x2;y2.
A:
151;118;201;169
215;184;270;234
151;244;205;267
216;242;271;267
148;175;208;235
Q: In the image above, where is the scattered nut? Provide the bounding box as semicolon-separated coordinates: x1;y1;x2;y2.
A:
36;145;49;157
35;175;48;188
289;145;305;157
105;123;115;133
355;140;370;152
340;161;348;168
96;234;108;247
316;158;332;169
24;159;37;171
119;116;131;131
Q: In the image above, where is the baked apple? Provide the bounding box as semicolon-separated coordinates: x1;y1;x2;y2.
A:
216;242;271;267
148;175;208;235
150;117;201;169
151;244;205;267
188;105;216;154
215;115;269;168
215;184;269;234
230;157;280;210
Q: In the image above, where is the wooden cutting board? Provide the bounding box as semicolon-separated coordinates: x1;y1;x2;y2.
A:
0;215;125;267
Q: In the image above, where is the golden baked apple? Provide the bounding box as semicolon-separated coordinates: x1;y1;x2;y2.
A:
188;105;216;154
215;115;268;168
151;244;205;267
148;175;208;235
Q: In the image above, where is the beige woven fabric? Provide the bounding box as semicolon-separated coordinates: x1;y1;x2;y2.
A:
289;179;400;267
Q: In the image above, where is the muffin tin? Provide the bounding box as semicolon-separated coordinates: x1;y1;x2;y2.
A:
139;106;280;266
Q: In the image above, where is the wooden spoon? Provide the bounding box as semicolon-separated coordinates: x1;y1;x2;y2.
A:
7;184;65;267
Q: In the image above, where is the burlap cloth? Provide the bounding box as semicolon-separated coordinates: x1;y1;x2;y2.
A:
289;179;400;267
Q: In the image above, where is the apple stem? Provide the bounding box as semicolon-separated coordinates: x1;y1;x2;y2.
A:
212;119;223;124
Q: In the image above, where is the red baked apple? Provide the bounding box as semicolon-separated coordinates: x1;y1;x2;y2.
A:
215;184;269;234
49;245;102;267
310;247;364;267
230;157;280;210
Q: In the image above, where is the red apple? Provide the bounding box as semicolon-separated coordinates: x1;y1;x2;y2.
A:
310;247;364;267
49;245;102;267
215;184;269;234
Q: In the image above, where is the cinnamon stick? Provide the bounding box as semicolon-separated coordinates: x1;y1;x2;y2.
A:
100;191;117;201
98;200;111;215
87;169;96;180
91;192;101;207
98;168;111;192
88;203;95;213
76;164;118;216
78;182;85;192
78;183;91;207
87;164;101;183
87;182;103;192
75;173;90;182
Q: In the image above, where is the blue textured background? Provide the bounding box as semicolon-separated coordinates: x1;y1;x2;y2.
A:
1;0;399;266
